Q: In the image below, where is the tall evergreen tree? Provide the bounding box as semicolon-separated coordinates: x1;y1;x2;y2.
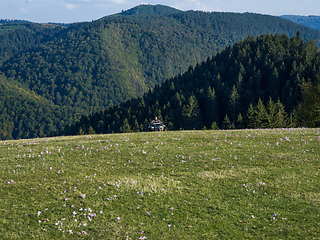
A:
229;84;240;125
236;113;244;129
275;99;288;128
204;86;219;128
268;67;280;101
295;78;320;127
255;98;269;128
247;103;257;129
266;97;278;128
182;95;202;130
221;114;234;129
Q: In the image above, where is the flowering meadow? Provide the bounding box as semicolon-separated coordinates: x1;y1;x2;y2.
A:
1;128;319;239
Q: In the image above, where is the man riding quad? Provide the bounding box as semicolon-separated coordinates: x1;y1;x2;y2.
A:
148;116;166;131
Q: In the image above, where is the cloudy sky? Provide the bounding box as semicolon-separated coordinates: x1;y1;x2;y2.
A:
1;0;319;23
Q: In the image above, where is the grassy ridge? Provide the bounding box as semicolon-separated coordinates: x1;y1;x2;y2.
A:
1;129;319;239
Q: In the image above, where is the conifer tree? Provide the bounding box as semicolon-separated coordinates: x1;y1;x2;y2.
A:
182;95;202;130
204;86;219;128
78;127;85;135
268;68;280;101
275;99;288;128
236;113;244;129
133;119;140;132
221;114;233;129
88;126;96;134
247;103;256;129
295;78;320;127
229;84;240;125
120;118;132;133
97;120;105;133
255;98;268;128
211;122;219;130
267;97;277;128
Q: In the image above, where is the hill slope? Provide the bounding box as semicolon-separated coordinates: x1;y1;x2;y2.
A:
0;74;78;139
104;4;181;19
0;22;64;64
1;129;319;238
2;6;320;139
63;32;320;135
280;15;320;31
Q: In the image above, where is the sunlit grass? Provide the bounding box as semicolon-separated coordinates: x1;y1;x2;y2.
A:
0;128;319;239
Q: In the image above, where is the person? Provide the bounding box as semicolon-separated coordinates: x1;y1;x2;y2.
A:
151;116;160;123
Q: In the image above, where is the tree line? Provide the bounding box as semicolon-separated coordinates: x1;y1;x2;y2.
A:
62;32;320;136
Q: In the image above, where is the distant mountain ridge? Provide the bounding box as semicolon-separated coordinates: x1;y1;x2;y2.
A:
102;4;181;19
280;15;320;31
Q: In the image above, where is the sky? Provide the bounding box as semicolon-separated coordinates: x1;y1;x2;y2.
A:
0;0;319;23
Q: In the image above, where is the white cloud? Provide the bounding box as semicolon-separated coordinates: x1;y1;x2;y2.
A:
97;0;128;4
174;0;215;12
62;1;77;9
19;7;28;12
62;0;126;3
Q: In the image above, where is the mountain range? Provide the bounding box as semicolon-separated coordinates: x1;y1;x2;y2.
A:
1;4;320;139
280;15;320;31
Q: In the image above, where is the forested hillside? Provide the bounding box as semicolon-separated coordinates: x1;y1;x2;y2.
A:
0;22;64;64
0;74;78;139
62;33;320;135
280;15;320;32
104;4;181;19
2;5;320;139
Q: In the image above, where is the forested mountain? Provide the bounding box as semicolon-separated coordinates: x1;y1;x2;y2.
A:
104;4;181;19
0;74;78;139
0;19;31;24
63;33;320;135
280;15;320;32
0;22;64;64
2;5;320;139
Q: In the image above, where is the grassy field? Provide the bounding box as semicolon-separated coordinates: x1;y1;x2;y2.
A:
0;128;319;239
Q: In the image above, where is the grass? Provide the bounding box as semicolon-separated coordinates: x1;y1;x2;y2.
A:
0;128;319;239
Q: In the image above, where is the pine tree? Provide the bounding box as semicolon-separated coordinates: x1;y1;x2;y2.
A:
120;118;132;133
295;78;320;127
288;112;298;128
97;120;105;133
78;127;85;135
266;97;277;128
211;122;219;130
229;84;240;125
88;126;96;134
247;103;257;129
221;114;233;129
255;98;268;128
182;95;202;130
133;119;140;132
204;86;219;128
236;113;244;129
268;68;280;101
275;99;288;128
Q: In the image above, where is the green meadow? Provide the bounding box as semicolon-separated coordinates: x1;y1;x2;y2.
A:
1;128;319;239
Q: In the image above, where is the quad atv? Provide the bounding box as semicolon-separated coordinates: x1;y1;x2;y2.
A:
148;121;166;131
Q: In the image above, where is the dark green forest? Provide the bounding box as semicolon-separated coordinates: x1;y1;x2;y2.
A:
63;33;320;135
0;22;64;64
1;5;320;139
281;15;320;32
0;74;78;139
104;4;181;19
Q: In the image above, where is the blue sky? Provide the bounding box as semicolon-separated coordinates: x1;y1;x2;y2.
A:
0;0;319;23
